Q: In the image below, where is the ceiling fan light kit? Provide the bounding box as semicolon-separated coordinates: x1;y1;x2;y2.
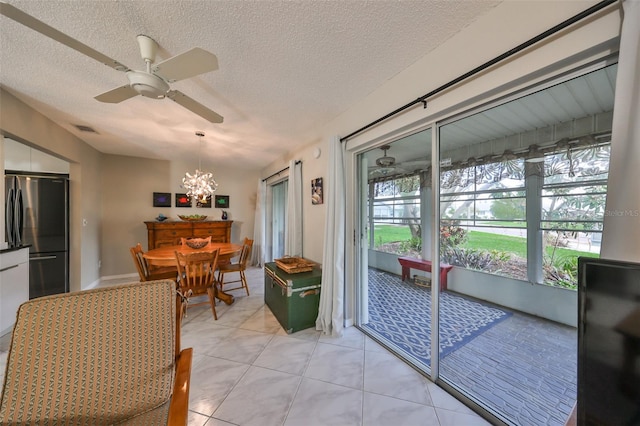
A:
375;145;396;167
126;71;169;98
368;144;430;179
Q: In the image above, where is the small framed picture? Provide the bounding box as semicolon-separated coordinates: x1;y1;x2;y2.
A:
197;195;212;208
215;195;230;209
311;178;323;205
175;193;192;207
153;192;171;207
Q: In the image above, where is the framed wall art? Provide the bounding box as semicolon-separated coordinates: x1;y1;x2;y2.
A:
311;177;323;205
214;195;230;209
175;193;192;207
196;195;212;208
153;192;171;207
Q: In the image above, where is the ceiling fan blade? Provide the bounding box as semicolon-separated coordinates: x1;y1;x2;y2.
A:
167;90;223;123
153;48;218;82
0;2;130;72
95;85;138;103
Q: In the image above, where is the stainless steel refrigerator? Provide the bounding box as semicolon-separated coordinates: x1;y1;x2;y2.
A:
5;173;69;299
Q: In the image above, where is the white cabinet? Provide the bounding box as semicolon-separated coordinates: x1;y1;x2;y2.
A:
4;137;69;174
0;248;29;335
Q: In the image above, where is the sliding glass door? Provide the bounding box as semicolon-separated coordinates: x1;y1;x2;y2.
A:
265;179;288;262
436;63;615;424
356;128;434;374
354;62;616;424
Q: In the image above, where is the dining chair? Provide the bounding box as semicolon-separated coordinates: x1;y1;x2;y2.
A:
130;243;178;282
217;238;253;296
175;249;220;320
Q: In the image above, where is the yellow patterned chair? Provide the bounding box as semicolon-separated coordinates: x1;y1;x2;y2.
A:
0;280;193;425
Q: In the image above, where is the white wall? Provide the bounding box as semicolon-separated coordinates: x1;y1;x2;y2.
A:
169;160;261;245
95;155;261;278
100;154;171;278
1;88;103;292
261;142;328;263
449;268;577;327
1;91;261;286
260;1;622;325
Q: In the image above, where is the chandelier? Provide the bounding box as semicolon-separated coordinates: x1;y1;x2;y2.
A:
182;131;218;203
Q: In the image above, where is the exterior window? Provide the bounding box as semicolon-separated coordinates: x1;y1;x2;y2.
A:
441;159;526;227
541;144;610;287
370;175;422;256
440;159;527;280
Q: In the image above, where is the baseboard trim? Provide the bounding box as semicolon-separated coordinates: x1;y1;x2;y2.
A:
84;273;138;291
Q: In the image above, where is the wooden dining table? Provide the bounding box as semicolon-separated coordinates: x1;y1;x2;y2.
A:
144;242;243;305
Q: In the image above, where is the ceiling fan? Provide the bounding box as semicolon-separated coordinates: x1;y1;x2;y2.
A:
0;2;223;123
369;145;404;177
368;144;431;178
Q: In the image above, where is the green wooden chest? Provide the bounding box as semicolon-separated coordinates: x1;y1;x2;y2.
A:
264;262;322;334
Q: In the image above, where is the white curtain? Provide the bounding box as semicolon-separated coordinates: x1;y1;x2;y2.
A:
285;160;303;257
601;0;640;262
316;137;345;336
251;179;266;266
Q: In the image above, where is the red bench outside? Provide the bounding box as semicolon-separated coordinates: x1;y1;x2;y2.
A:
397;256;453;291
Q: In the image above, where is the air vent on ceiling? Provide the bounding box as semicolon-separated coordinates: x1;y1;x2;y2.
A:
74;124;98;133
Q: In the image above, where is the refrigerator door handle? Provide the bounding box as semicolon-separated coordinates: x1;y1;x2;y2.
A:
31;255;58;261
15;188;23;246
5;187;14;246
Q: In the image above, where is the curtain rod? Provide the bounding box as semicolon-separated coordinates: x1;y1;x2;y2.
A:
340;0;618;143
262;160;302;182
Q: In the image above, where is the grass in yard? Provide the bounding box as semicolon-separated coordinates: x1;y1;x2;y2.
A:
465;231;597;259
373;225;412;245
462;231;527;257
374;225;596;259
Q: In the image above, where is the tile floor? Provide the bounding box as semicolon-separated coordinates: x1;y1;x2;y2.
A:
0;266;489;425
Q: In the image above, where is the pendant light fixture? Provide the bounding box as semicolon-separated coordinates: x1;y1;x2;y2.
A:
182;131;218;203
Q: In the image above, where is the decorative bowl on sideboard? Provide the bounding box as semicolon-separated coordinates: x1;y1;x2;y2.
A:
178;215;207;222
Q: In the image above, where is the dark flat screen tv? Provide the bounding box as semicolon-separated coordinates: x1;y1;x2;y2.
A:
578;257;640;425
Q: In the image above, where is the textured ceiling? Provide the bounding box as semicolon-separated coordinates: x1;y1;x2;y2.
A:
0;0;501;170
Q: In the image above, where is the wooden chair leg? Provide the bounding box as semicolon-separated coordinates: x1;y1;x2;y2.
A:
207;287;218;320
217;271;225;293
240;270;250;296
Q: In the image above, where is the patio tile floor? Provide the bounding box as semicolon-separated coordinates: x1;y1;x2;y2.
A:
361;268;577;426
441;310;577;425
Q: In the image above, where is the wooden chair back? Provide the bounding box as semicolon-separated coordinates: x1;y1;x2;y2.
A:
130;243;150;281
238;238;254;268
175;249;220;319
217;238;253;296
130;243;177;282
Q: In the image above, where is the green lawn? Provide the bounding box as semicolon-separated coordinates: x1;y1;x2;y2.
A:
462;231;528;257
374;225;597;259
373;225;413;245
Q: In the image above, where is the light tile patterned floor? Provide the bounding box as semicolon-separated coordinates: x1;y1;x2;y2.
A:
179;267;488;425
0;267;489;425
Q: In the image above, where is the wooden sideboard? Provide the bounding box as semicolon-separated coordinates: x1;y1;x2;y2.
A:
144;220;233;249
